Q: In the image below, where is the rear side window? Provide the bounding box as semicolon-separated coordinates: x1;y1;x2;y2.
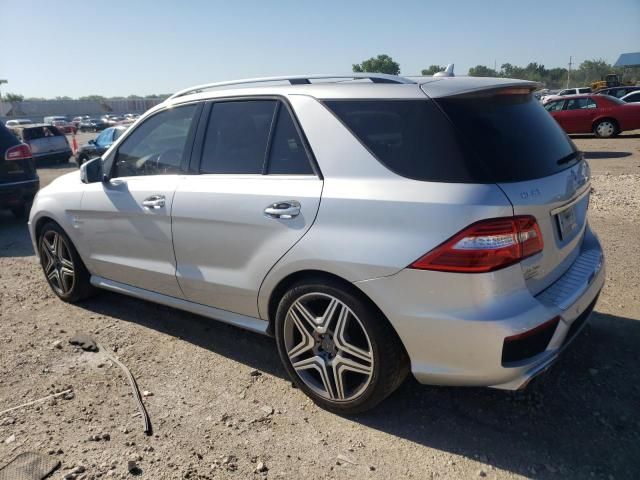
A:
267;105;313;175
435;93;577;182
22;126;62;141
565;98;597;110
326;96;577;183
201;101;276;174
325;100;474;182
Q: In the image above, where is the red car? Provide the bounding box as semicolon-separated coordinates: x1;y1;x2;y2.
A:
543;94;640;138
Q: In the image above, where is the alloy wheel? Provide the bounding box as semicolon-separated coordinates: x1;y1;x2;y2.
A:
40;231;75;296
283;292;374;401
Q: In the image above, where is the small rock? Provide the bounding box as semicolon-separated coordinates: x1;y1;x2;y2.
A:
102;433;111;441
5;434;16;444
53;340;63;349
63;391;75;400
0;417;15;426
249;369;262;377
127;460;141;475
477;469;487;477
260;405;274;416
142;391;153;397
71;466;86;474
369;465;376;471
255;461;268;473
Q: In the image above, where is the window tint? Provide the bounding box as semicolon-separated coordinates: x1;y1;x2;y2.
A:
267;106;313;175
200;101;276;174
327;96;578;183
95;129;113;147
565;98;597;110
22;126;61;141
113;104;196;177
545;100;565;112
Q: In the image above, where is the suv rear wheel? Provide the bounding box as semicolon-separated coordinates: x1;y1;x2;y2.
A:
275;279;409;414
38;222;95;302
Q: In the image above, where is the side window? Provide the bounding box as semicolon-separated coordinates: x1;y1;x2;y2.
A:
545;100;564;112
267;106;313;175
585;98;598;109
95;129;112;147
113;104;197;178
200;101;276;174
565;98;588;110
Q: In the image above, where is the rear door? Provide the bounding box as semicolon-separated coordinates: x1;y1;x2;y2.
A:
25;126;69;158
562;97;598;132
172;99;322;318
433;89;589;294
79;103;200;297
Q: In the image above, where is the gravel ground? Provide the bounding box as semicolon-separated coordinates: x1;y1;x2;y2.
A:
0;132;639;479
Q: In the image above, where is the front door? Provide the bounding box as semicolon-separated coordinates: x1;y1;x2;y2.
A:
79;103;200;297
172;99;322;318
562;97;598;133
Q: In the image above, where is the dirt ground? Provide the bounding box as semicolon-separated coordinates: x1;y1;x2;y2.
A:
1;132;639;480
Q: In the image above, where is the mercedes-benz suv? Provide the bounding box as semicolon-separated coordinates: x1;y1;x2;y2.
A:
28;73;605;413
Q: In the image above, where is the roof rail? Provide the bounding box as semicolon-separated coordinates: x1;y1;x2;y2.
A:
166;73;416;101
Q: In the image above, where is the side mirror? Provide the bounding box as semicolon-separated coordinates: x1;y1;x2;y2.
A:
88;139;96;145
80;157;106;184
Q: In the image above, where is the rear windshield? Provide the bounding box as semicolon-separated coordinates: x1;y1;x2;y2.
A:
325;96;577;183
23;126;63;141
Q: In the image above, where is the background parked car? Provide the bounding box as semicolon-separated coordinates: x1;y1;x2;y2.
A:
9;124;73;164
0;123;39;219
593;86;640;99
51;119;77;134
544;94;640;137
541;87;591;104
79;118;109;132
72;115;91;128
75;125;127;166
5;119;33;127
620;91;640;103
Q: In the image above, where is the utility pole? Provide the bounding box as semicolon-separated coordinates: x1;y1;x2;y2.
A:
0;79;7;117
566;56;572;88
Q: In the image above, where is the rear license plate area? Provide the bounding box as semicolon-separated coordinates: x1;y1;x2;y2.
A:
556;204;578;240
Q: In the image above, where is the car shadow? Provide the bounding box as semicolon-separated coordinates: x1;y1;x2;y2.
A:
0;211;34;257
78;291;640;479
583;151;632;159
570;133;640;140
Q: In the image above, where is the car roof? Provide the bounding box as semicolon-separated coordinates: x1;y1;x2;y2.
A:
161;75;540;110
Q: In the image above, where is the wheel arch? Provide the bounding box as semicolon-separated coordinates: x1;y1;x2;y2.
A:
592;116;619;133
264;269;405;351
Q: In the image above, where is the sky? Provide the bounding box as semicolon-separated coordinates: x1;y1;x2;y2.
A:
1;0;639;98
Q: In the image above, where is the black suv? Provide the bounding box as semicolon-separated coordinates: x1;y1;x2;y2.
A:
0;124;39;218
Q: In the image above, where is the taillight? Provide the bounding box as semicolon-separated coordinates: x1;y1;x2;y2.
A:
410;216;543;273
5;143;32;161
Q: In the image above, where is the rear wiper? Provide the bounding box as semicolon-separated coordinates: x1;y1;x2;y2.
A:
556;151;582;165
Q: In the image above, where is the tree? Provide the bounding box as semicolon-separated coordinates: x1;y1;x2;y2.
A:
55;96;72;100
78;95;106;101
421;65;444;76
352;54;400;75
468;65;498;77
5;92;24;102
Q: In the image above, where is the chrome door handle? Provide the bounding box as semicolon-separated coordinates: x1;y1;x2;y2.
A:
142;194;165;209
264;200;301;219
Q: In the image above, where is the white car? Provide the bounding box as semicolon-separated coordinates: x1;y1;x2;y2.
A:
541;87;591;104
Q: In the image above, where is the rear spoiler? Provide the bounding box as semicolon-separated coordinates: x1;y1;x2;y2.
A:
420;78;541;99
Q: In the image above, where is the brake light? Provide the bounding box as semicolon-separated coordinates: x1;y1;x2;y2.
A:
5;143;32;161
410;216;543;273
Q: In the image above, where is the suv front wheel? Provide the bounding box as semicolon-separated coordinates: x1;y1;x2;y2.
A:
275;279;409;414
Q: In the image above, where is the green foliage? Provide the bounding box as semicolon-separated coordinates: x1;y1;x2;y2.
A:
468;65;498;77
4;92;24;102
467;58;640;88
353;54;400;75
78;95;106;101
421;65;444;76
55;96;72;100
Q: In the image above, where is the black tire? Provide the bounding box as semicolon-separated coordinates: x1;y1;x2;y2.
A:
275;278;409;414
76;155;85;168
593;119;618;138
38;221;95;303
10;202;30;220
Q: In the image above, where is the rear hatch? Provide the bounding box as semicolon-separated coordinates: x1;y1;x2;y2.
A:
1;125;37;184
431;86;589;294
22;126;69;156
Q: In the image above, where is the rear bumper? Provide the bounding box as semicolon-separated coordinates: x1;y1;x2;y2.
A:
0;179;40;208
355;225;605;390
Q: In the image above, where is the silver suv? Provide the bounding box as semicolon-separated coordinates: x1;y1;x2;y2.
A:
29;74;605;413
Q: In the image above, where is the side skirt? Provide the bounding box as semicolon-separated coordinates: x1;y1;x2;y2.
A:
90;276;269;335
